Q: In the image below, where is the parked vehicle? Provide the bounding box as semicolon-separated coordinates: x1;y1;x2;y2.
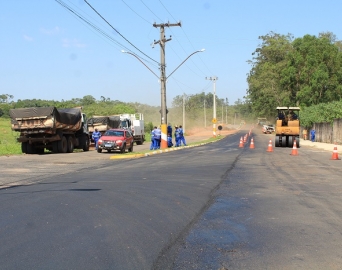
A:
262;124;275;134
88;113;145;145
10;106;90;154
119;113;145;145
88;115;121;143
97;128;134;153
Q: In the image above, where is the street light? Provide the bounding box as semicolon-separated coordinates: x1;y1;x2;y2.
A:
121;50;159;79
166;49;205;79
122;48;205;148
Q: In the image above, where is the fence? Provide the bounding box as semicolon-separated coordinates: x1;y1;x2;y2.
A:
304;119;342;144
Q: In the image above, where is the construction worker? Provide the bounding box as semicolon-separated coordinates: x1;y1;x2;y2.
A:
155;126;161;149
167;133;173;147
310;129;316;142
92;128;101;150
150;127;157;150
167;123;172;139
178;125;187;146
174;126;180;147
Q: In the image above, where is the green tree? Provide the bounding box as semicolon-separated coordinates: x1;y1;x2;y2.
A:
247;32;294;118
282;34;342;106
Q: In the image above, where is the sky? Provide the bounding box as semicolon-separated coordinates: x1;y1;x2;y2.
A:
1;0;342;107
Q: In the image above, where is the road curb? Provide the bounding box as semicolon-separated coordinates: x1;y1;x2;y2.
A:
109;139;221;160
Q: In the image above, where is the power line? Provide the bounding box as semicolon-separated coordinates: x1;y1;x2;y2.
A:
121;0;151;25
84;0;159;65
140;0;163;22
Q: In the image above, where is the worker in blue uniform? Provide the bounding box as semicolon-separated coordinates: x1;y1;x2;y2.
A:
167;123;172;139
174;126;180;147
154;126;161;149
167;133;173;147
178;125;187;146
92;128;101;150
150;127;156;150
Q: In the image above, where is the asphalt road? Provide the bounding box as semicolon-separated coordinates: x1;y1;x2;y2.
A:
1;129;342;269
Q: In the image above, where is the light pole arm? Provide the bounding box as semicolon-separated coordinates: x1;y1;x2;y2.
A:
166;49;205;79
121;50;159;79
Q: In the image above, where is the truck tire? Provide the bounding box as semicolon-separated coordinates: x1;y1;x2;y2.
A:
81;135;90;151
21;142;28;154
52;141;58;153
136;140;142;145
67;136;74;153
27;143;37;154
58;136;68;153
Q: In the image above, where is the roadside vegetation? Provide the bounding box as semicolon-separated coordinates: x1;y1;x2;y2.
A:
0;118;21;156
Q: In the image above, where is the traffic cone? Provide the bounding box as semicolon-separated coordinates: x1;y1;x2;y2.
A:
250;137;255;149
266;139;273;152
239;137;244;148
290;139;298;156
330;144;340;160
243;134;247;143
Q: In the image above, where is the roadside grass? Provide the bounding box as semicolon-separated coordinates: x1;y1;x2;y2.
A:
0;118;22;156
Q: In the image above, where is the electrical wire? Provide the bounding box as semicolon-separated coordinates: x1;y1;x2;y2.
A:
84;0;159;65
55;0;159;68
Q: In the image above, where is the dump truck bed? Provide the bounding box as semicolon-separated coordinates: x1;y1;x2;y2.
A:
10;107;82;134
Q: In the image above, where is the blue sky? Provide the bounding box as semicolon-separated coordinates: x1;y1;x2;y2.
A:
1;0;342;107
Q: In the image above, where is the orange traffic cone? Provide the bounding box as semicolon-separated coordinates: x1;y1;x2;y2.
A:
330;144;340;160
243;134;247;143
290;139;298;156
250;137;255;149
239;137;244;148
266;139;273;152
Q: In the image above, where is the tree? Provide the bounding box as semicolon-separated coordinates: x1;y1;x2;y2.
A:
247;32;294;117
282;34;342;106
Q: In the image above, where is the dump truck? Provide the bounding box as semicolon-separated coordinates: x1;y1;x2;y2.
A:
275;106;300;148
10;107;90;154
88;113;145;145
119;113;145;145
88;115;121;141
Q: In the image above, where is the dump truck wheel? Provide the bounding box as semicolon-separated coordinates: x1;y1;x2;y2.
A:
67;136;74;153
27;143;37;154
52;141;58;153
58;136;68;153
21;142;28;154
81;135;90;151
136;140;142;145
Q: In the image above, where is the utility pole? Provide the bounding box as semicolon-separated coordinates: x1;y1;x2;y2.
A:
153;22;181;149
183;93;186;133
204;99;206;127
205;76;218;137
226;97;228;124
